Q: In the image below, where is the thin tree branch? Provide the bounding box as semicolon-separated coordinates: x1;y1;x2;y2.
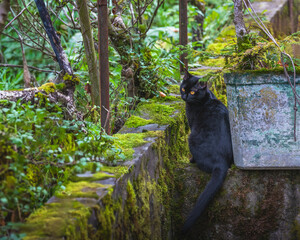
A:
18;0;51;46
9;7;52;54
4;0;34;30
0;63;58;73
20;0;46;32
50;7;80;30
1;32;54;58
66;4;77;29
11;24;31;88
142;0;164;37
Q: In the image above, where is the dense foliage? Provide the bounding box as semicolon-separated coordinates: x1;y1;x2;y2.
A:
1;0;298;238
0;99;124;237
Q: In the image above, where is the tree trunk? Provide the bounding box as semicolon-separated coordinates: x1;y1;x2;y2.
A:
107;13;136;99
233;0;248;51
76;0;100;108
34;0;73;79
98;0;110;134
179;0;188;72
0;0;10;36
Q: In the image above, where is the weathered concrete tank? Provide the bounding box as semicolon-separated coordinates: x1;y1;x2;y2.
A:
224;72;300;169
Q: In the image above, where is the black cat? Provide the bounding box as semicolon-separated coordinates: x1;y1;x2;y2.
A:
180;69;233;233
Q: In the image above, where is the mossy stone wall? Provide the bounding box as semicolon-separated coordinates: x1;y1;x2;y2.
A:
20;89;191;239
177;167;300;240
20;85;300;240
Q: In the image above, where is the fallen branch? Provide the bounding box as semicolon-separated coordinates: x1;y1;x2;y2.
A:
0;0;81;121
0;82;81;120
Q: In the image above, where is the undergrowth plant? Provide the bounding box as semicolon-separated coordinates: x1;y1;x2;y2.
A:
202;0;234;47
0;99;124;237
222;31;300;70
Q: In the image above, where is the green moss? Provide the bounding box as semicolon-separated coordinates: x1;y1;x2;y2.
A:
123;180;139;235
55;83;66;91
190;68;219;76
153;95;180;103
124;115;154;128
94;190;122;239
38;82;56;94
21;200;90;240
122;90;183;131
214;25;237;43
168;85;180;94
137;102;177;125
206;43;228;55
71;172;115;182
63;73;80;84
204;58;225;68
101;165;129;178
35;92;48;103
232;66;300;74
55;181;108;199
114;131;160;159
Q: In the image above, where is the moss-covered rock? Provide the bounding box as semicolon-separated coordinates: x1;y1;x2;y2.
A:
177;168;300;240
21;200;91;240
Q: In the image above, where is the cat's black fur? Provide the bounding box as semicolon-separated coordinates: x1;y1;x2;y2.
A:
180;69;233;233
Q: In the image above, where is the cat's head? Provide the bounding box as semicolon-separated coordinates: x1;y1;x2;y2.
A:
180;69;207;103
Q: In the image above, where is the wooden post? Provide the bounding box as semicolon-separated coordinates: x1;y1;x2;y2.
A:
98;0;110;134
179;0;188;72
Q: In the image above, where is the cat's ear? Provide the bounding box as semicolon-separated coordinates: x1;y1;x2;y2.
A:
197;81;207;89
183;68;192;81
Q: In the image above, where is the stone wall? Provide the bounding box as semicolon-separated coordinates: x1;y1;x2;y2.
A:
252;0;300;37
177;167;300;240
20;85;300;240
20;89;191;239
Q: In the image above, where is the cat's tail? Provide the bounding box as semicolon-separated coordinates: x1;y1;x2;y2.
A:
182;165;228;234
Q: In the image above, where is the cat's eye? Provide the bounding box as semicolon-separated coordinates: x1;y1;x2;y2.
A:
190;91;195;95
182;88;185;92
